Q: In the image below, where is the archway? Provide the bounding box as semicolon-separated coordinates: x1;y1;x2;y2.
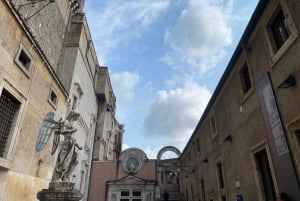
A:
156;146;181;187
157;146;181;163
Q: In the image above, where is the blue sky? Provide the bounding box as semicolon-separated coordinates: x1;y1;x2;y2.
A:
84;0;259;159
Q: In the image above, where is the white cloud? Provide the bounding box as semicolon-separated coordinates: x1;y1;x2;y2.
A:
163;0;233;74
85;0;170;65
122;143;131;151
110;71;140;103
144;146;162;159
144;146;180;159
143;82;211;146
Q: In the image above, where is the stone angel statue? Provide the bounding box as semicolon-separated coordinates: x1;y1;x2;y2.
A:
35;110;82;182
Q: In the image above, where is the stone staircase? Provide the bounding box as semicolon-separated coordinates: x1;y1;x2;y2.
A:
160;184;185;201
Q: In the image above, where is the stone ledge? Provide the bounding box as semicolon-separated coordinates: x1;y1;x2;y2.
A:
49;182;75;191
37;189;82;201
37;182;82;201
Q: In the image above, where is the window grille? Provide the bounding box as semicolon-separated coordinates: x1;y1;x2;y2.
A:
0;89;20;157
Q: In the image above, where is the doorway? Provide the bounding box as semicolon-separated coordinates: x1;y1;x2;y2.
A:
254;149;276;201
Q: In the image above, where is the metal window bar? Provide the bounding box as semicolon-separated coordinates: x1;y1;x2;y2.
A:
0;90;20;157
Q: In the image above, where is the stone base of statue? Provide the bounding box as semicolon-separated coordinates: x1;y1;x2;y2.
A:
37;182;82;201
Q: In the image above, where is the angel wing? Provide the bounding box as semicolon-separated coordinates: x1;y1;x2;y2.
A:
35;112;61;152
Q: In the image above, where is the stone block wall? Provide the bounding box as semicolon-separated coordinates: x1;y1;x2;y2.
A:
10;0;67;72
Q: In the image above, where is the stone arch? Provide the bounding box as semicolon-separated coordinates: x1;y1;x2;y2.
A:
157;146;181;163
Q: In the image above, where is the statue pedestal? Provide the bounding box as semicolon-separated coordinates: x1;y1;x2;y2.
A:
37;182;82;201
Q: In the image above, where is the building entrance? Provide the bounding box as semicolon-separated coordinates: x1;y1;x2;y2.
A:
120;190;142;201
255;149;276;201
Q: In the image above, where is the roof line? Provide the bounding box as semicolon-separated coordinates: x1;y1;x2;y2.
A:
181;0;269;156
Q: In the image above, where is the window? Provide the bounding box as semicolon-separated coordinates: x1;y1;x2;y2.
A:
70;83;83;112
132;191;141;196
210;114;217;137
119;190;142;201
200;180;206;201
121;191;129;196
0;89;21;158
270;9;290;50
240;63;252;94
216;162;225;189
48;88;58;108
132;190;142;201
265;3;298;64
18;50;31;70
14;44;34;77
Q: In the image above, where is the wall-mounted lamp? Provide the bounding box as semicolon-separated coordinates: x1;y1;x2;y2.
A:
278;74;296;88
202;158;208;163
224;134;232;142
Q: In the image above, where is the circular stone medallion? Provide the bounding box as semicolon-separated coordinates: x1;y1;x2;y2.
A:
123;155;142;174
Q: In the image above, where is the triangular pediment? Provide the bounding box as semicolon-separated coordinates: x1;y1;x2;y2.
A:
108;175;154;185
119;175;144;183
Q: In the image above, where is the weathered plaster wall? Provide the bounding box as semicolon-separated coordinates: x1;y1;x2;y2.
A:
10;0;67;72
0;1;67;200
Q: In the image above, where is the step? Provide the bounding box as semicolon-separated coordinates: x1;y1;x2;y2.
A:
160;184;180;192
161;191;184;201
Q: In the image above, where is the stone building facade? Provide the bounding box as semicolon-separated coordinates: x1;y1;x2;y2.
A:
88;146;187;201
0;1;69;200
179;0;300;201
93;67;124;161
88;148;158;201
0;0;121;201
56;12;99;200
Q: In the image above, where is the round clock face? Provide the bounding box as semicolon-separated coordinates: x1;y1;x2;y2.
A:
124;156;141;174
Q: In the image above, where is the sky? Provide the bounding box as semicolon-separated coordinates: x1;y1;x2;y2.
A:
84;0;259;159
